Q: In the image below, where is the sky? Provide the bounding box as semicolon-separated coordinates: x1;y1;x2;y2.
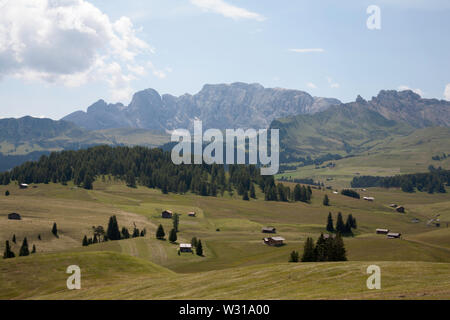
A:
0;0;449;119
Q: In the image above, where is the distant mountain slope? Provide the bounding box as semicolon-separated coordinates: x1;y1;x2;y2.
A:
62;82;341;131
270;89;450;163
359;90;450;127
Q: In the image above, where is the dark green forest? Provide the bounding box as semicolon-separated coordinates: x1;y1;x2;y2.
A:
0;145;312;202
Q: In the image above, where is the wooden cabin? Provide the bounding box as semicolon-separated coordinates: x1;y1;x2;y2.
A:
376;228;389;235
387;232;401;239
396;206;405;213
263;236;285;246
179;243;192;253
262;227;276;234
8;213;21;220
161;210;173;219
19;183;28;189
187;211;196;217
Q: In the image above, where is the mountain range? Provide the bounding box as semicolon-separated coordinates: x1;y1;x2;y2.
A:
62;82;341;131
1;82;450;171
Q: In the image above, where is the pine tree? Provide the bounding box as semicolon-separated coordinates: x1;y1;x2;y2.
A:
344;215;354;236
191;237;198;248
289;250;299;262
348;214;357;229
106;216;121;240
126;171;136;188
169;228;177;243
82;235;89;246
156;224;165;240
301;237;316;262
332;233;347;261
19;237;30;257
121;227;130;239
250;183;256;199
242;191;249;201
172;213;179;233
314;233;327;261
83;173;94;190
132;226;140;238
323;194;329;206
335;212;345;234
12;234;16;244
5;190;9;196
93;234;98;243
31;245;36;254
294;184;302;201
326;212;334;232
38;234;41;240
51;222;58;237
196;239;203;256
3;240;15;259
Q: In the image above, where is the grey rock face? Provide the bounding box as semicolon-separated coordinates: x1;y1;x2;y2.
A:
62;82;341;131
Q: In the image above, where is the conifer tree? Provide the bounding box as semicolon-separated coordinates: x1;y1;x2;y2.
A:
294;184;302;201
344;215;354;236
196;239;203;256
121;227;130;239
38;234;41;240
132;226;140;238
172;213;179;233
82;235;88;246
314;233;328;261
335;212;345;234
19;237;30;257
156;224;165;240
3;240;15;259
83;173;94;190
242;191;249;200
5;190;9;196
106;216;121;240
332;233;347;261
326;212;334;232
12;234;16;244
301;237;316;262
289;250;299;262
169;228;177;243
52;222;58;237
191;237;198;248
31;245;36;254
323;194;330;206
250;183;256;199
93;234;98;243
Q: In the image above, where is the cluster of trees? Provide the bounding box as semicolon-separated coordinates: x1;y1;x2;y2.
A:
190;237;203;256
82;216;146;246
341;189;361;199
350;168;449;194
156;213;181;244
326;212;357;237
3;236;36;259
290;233;347;262
264;183;313;202
432;153;448;161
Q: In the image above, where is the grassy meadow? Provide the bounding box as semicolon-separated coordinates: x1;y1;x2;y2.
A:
0;179;449;299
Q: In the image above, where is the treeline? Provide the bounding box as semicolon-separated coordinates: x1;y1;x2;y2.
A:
341;189;361;199
350;168;449;194
277;176;322;187
0;145;315;202
279;151;344;166
432;153;448;161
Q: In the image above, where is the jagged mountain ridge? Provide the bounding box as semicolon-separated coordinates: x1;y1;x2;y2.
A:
62;82;341;131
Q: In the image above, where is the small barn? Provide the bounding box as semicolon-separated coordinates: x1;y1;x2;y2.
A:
179;243;192;253
263;236;285;246
19;183;28;189
8;213;21;220
389;204;398;208
376;228;389;235
387;232;401;239
187;211;196;217
162;210;173;219
396;206;405;213
262;227;276;234
363;196;375;201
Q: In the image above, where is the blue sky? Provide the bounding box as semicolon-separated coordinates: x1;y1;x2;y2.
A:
1;0;449;119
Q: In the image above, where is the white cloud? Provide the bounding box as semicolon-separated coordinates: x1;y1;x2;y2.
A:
306;82;317;89
190;0;265;21
289;48;324;53
0;0;161;102
326;76;340;89
398;85;423;96
444;84;450;101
